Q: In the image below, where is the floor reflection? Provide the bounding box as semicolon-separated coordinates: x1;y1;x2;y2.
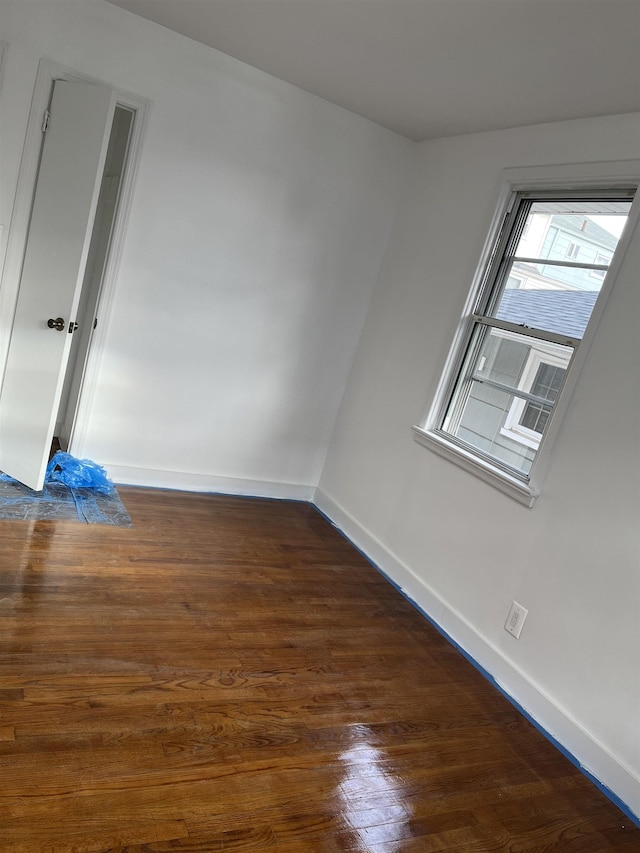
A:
1;520;57;641
0;476;131;525
337;724;412;851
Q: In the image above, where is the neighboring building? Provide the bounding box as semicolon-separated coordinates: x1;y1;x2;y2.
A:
507;211;619;291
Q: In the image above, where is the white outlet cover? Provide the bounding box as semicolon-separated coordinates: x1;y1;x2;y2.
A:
505;600;528;639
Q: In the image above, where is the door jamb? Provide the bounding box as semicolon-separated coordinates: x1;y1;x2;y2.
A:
0;59;149;456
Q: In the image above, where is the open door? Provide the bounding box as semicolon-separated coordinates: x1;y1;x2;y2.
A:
0;80;115;490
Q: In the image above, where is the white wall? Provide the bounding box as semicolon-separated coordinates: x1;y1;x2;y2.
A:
0;0;411;496
317;113;640;815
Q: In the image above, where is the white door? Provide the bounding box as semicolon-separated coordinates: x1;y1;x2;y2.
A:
0;80;115;490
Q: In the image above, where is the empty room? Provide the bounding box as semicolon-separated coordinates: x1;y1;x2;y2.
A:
0;0;638;850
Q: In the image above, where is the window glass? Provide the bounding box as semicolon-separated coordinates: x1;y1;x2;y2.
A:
444;326;572;475
488;200;632;338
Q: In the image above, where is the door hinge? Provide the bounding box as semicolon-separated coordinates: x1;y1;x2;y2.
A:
41;109;51;134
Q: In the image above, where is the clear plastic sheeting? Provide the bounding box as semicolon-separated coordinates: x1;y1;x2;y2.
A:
0;469;131;526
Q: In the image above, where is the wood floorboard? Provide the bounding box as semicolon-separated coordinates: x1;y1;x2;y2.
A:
0;488;636;852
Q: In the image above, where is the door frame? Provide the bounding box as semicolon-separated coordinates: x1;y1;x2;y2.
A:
0;59;148;457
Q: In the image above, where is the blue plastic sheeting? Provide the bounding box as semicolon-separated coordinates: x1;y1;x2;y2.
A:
0;473;131;526
46;451;114;493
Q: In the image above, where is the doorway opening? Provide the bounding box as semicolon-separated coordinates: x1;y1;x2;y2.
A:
0;60;146;491
55;105;134;450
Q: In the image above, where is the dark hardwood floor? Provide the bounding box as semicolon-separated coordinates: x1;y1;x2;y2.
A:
0;488;636;851
49;436;62;460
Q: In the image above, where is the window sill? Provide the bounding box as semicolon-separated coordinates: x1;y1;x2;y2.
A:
411;426;539;507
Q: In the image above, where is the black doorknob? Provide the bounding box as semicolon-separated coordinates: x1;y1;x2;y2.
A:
47;317;65;331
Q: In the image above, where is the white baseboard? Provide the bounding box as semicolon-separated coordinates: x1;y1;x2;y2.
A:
107;463;315;502
313;487;640;823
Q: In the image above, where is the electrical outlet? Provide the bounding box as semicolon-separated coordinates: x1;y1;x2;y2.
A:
505;600;528;639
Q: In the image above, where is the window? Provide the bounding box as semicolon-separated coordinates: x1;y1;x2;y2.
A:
414;185;636;505
506;274;524;289
521;363;565;432
590;252;611;280
500;344;568;450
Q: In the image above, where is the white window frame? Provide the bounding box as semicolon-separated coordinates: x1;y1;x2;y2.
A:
412;162;640;507
590;251;611;279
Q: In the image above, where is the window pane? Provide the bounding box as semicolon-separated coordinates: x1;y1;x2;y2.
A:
514;200;631;263
520;402;549;433
494;280;598;338
530;363;565;400
509;256;608;294
471;328;530;390
488;199;631;339
442;326;573;476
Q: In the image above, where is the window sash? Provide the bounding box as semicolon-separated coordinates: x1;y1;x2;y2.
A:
471;373;561;408
441;320;574;476
473;314;581;348
509;256;610;272
476;193;630;322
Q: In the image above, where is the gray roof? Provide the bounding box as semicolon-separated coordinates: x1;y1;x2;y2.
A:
496;289;598;339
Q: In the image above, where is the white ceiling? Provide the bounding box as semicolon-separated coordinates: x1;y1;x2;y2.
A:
106;0;640;141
